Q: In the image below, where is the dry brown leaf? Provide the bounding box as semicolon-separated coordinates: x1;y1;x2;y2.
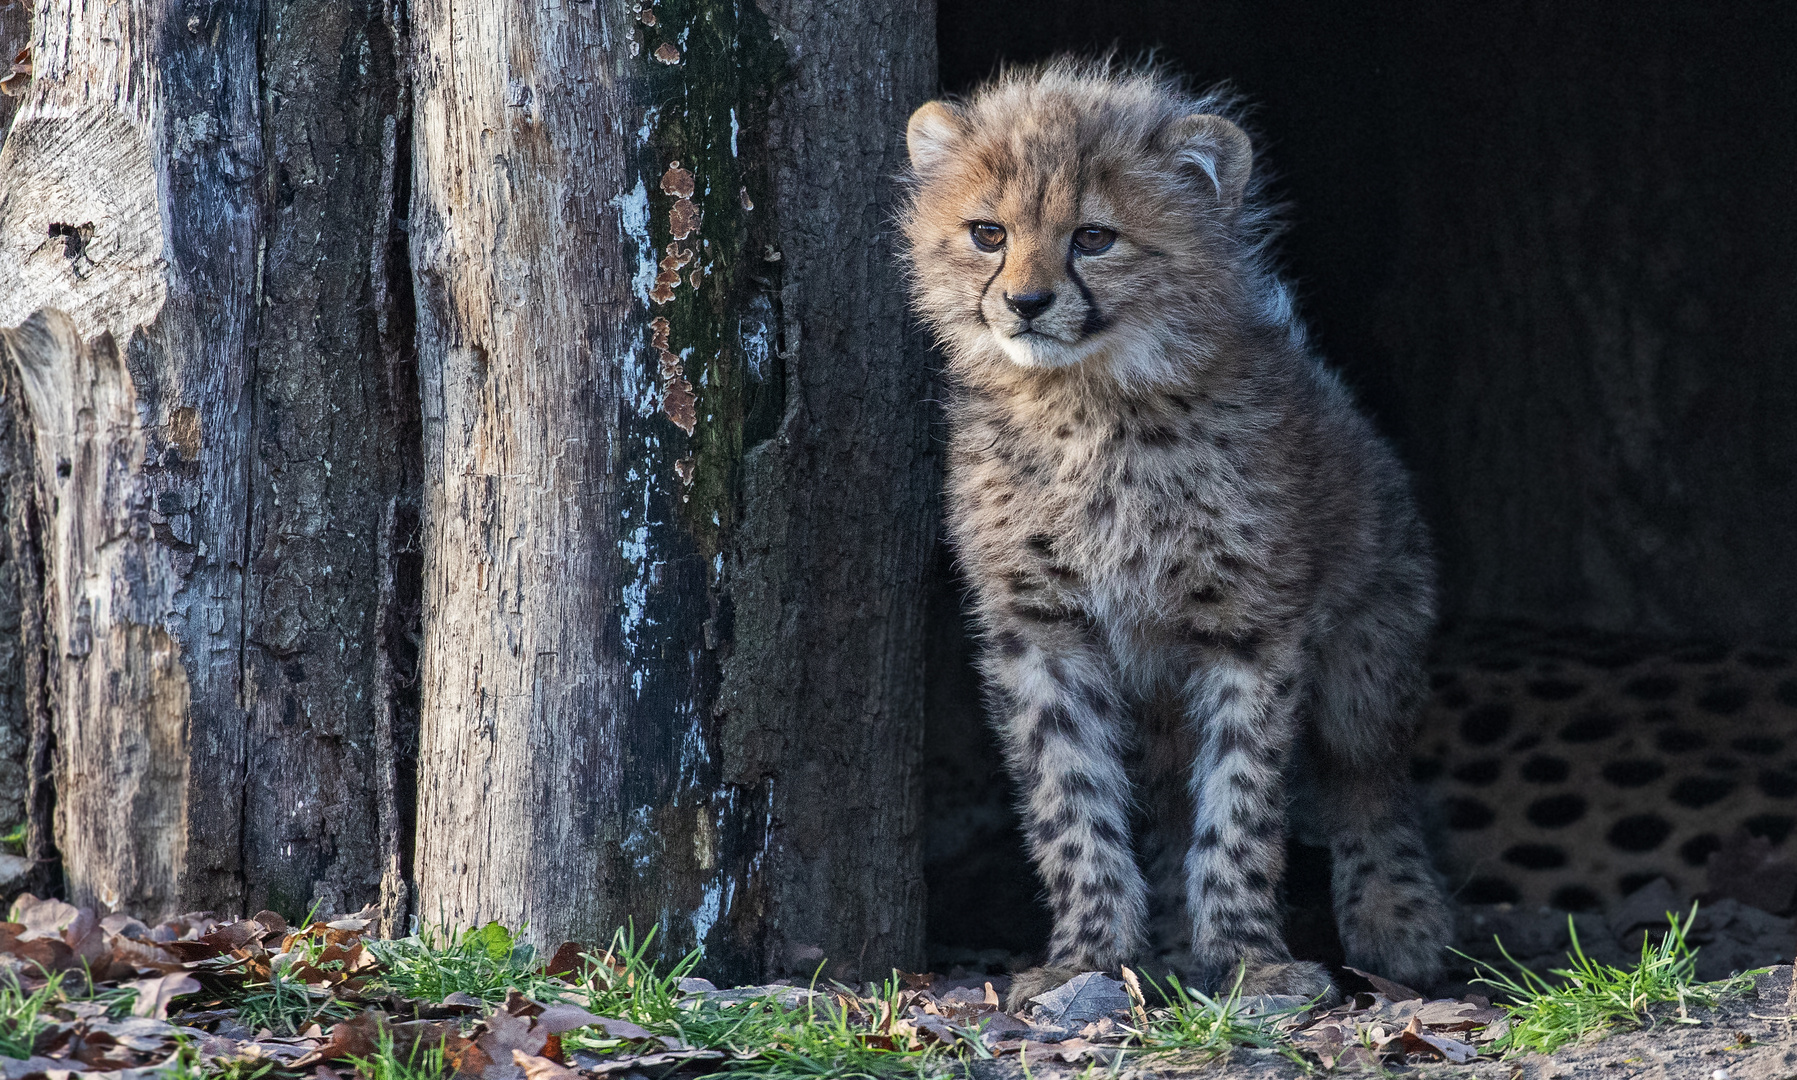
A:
1290;1019;1349;1069
124;973;200;1019
0;1054;77;1079
1393;1014;1478;1063
1345;965;1422;1002
541;943;591;980
537;1006;648;1041
476;1008;546;1061
11;896;81;940
1118;966;1150;1029
509;1050;577;1080
289;1012;387;1067
103;933;181;974
905;1007;957;1045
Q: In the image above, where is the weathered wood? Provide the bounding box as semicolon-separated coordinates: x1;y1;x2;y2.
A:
407;0;640;950
723;0;938;979
0;0;30;844
0;363;36;842
0;0;415;920
0;0;26;134
409;0;937;980
0;0;259;915
237;0;418;921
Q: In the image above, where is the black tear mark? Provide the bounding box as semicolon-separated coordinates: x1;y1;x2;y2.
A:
1064;247;1107;337
974;249;1006;327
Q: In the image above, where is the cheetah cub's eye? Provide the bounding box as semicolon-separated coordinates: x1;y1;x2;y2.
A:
969;223;1006;251
1071;227;1117;255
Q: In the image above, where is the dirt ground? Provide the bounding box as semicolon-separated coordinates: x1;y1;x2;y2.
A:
961;965;1797;1080
931;884;1797;1080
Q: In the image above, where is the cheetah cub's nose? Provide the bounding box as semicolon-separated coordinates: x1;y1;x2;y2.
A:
1004;290;1056;320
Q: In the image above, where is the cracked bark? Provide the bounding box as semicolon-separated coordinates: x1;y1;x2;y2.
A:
0;0;417;920
408;0;937;980
0;0;37;847
2;0;935;977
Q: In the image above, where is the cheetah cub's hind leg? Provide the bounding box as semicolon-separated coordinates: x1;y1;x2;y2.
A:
1306;758;1451;990
983;628;1149;1013
1180;658;1337;1003
1289;615;1452;991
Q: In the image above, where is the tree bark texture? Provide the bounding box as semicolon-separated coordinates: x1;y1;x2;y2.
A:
0;363;36;839
0;0;57;850
0;0;417;920
725;0;938;979
409;0;936;981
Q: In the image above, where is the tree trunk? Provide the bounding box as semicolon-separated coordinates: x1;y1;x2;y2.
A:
3;0;937;977
408;0;936;980
0;0;416;921
0;0;49;869
0;363;36;846
727;0;938;980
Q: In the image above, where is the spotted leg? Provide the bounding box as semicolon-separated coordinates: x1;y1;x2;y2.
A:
1182;658;1335;999
1316;759;1450;989
983;625;1146;1011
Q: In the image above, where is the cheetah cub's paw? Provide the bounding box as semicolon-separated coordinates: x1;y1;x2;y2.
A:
1338;880;1451;992
1003;965;1085;1014
1235;960;1340;1006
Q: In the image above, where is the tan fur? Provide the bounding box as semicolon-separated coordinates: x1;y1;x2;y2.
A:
901;61;1450;1007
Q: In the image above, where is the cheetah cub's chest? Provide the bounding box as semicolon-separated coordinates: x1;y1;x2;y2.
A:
952;391;1272;642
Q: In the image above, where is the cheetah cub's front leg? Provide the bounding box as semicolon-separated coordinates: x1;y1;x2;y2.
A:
983;630;1148;1012
1179;659;1335;1002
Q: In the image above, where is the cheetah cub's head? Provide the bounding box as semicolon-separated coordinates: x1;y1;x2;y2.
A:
901;64;1261;384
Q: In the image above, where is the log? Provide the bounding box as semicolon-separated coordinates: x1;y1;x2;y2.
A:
0;0;414;920
409;0;937;980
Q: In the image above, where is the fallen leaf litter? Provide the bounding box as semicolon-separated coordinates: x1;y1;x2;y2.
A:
0;893;1770;1079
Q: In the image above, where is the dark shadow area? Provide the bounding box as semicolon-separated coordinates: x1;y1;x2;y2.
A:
923;1;1797;977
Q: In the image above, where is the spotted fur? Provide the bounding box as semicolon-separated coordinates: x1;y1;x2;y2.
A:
1416;625;1797;912
900;61;1449;1005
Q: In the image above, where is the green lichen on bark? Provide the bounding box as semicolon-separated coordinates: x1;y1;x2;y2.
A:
632;0;786;558
607;0;788;981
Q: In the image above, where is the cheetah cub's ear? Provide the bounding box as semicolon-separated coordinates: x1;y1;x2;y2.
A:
907;101;962;175
1163;113;1254;211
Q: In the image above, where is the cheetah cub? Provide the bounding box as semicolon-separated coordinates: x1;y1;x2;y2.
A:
901;63;1450;1007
